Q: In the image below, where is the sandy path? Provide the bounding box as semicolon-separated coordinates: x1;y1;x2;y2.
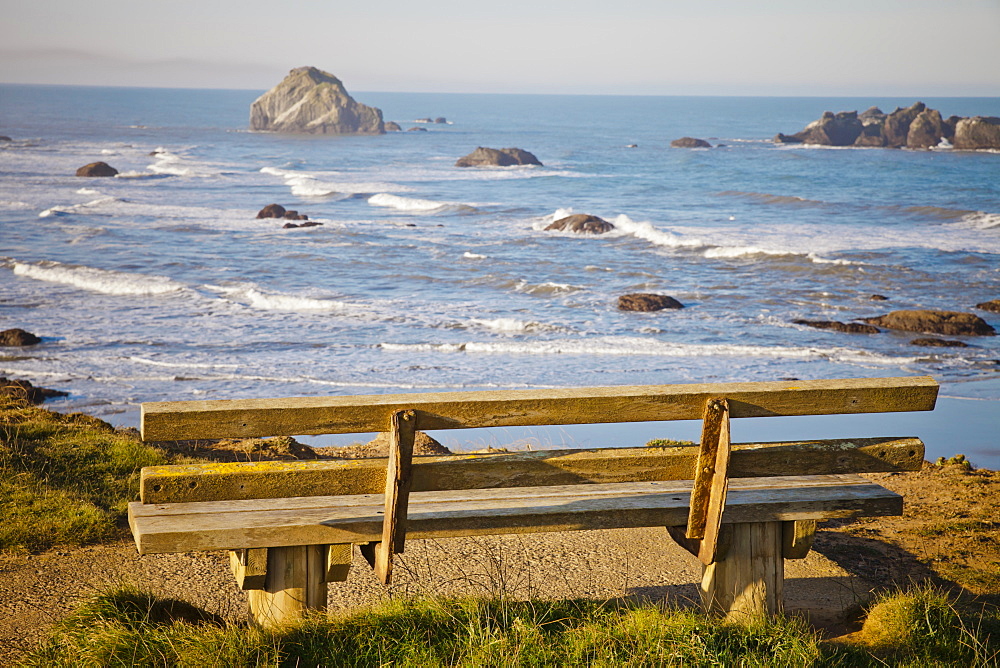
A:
0;528;871;663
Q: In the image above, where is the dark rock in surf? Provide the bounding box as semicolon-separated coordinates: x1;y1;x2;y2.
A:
0;377;68;404
793;319;881;334
283;221;323;229
384;121;402;132
455;147;542;167
618;293;684;311
910;337;969;348
434;117;448;124
249;66;384;135
75;161;118;177
870;294;889;301
670;137;712;148
861;310;995;336
256;203;286;219
283;210;308;221
545;214;615;234
408;127;428;132
0;136;12;142
0;328;41;346
975;299;1000;313
953;117;1000;150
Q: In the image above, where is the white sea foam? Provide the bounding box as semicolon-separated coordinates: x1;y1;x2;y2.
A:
952;211;1000;230
39;197;119;218
147;150;217;178
128;357;240;370
210;284;352;312
368;193;475;213
261;166;406;197
380;337;922;366
463;252;488;259
468;318;554;334
75;188;101;195
12;261;187;296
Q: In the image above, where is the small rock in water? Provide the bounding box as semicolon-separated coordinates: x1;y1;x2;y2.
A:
975;299;1000;313
618;294;684;311
793;319;881;334
75;161;118;177
0;328;41;346
455;147;542;167
870;294;889;301
545;214;614;234
670;137;712;148
861;310;995;336
910;338;969;348
257;203;286;218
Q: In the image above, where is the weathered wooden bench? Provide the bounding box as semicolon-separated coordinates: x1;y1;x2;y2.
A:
129;376;938;626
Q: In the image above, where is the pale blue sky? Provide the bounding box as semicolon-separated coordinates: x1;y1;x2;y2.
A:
3;0;999;95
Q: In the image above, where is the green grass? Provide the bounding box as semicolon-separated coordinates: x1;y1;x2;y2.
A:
0;396;170;553
23;584;997;667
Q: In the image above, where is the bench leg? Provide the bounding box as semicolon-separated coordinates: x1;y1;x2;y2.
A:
700;521;783;621
248;545;328;627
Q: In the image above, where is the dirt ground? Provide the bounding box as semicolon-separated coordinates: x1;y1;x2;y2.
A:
1;453;997;664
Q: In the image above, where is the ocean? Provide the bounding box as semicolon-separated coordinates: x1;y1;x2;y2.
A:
1;85;998;466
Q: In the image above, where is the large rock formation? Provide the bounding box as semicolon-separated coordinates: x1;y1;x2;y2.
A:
545;214;614;234
250;67;384;135
455;147;542;167
860;310;995;336
775;103;999;150
0;377;68;404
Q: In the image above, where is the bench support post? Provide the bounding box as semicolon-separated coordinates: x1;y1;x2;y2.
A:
700;521;783;620
248;545;328;627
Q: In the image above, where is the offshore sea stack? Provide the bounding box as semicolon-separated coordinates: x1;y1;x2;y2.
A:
775;102;1000;150
250;67;384;135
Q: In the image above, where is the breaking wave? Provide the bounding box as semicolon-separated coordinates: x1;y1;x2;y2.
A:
11;261;187;296
368;193;477;213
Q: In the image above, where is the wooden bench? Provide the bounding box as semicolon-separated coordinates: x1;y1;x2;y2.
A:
129;376;938;626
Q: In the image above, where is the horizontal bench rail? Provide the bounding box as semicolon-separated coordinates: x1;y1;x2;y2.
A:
139;436;924;504
129;473;902;555
141;376;938;441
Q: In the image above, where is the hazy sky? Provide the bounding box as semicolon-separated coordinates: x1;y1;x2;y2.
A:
3;0;999;95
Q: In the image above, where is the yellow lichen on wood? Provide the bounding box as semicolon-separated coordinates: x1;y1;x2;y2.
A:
139;437;924;504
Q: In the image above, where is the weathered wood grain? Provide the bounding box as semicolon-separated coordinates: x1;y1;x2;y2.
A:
326;543;352;582
141;376;939;441
781;520;817;559
374;410;416;584
228;548;267;590
687;399;732;567
138;437;925;504
246;545;327;628
129;474;902;554
701;522;784;620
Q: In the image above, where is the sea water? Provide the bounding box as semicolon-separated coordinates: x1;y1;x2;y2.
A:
1;85;998;466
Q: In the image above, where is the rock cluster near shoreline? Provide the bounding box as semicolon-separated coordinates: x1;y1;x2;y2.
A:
250;67;384;135
775;102;1000;150
0;377;67;404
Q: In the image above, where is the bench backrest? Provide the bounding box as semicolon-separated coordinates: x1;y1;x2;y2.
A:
139;376;938;504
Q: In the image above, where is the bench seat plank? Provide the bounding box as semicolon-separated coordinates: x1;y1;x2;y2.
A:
130;474;901;555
